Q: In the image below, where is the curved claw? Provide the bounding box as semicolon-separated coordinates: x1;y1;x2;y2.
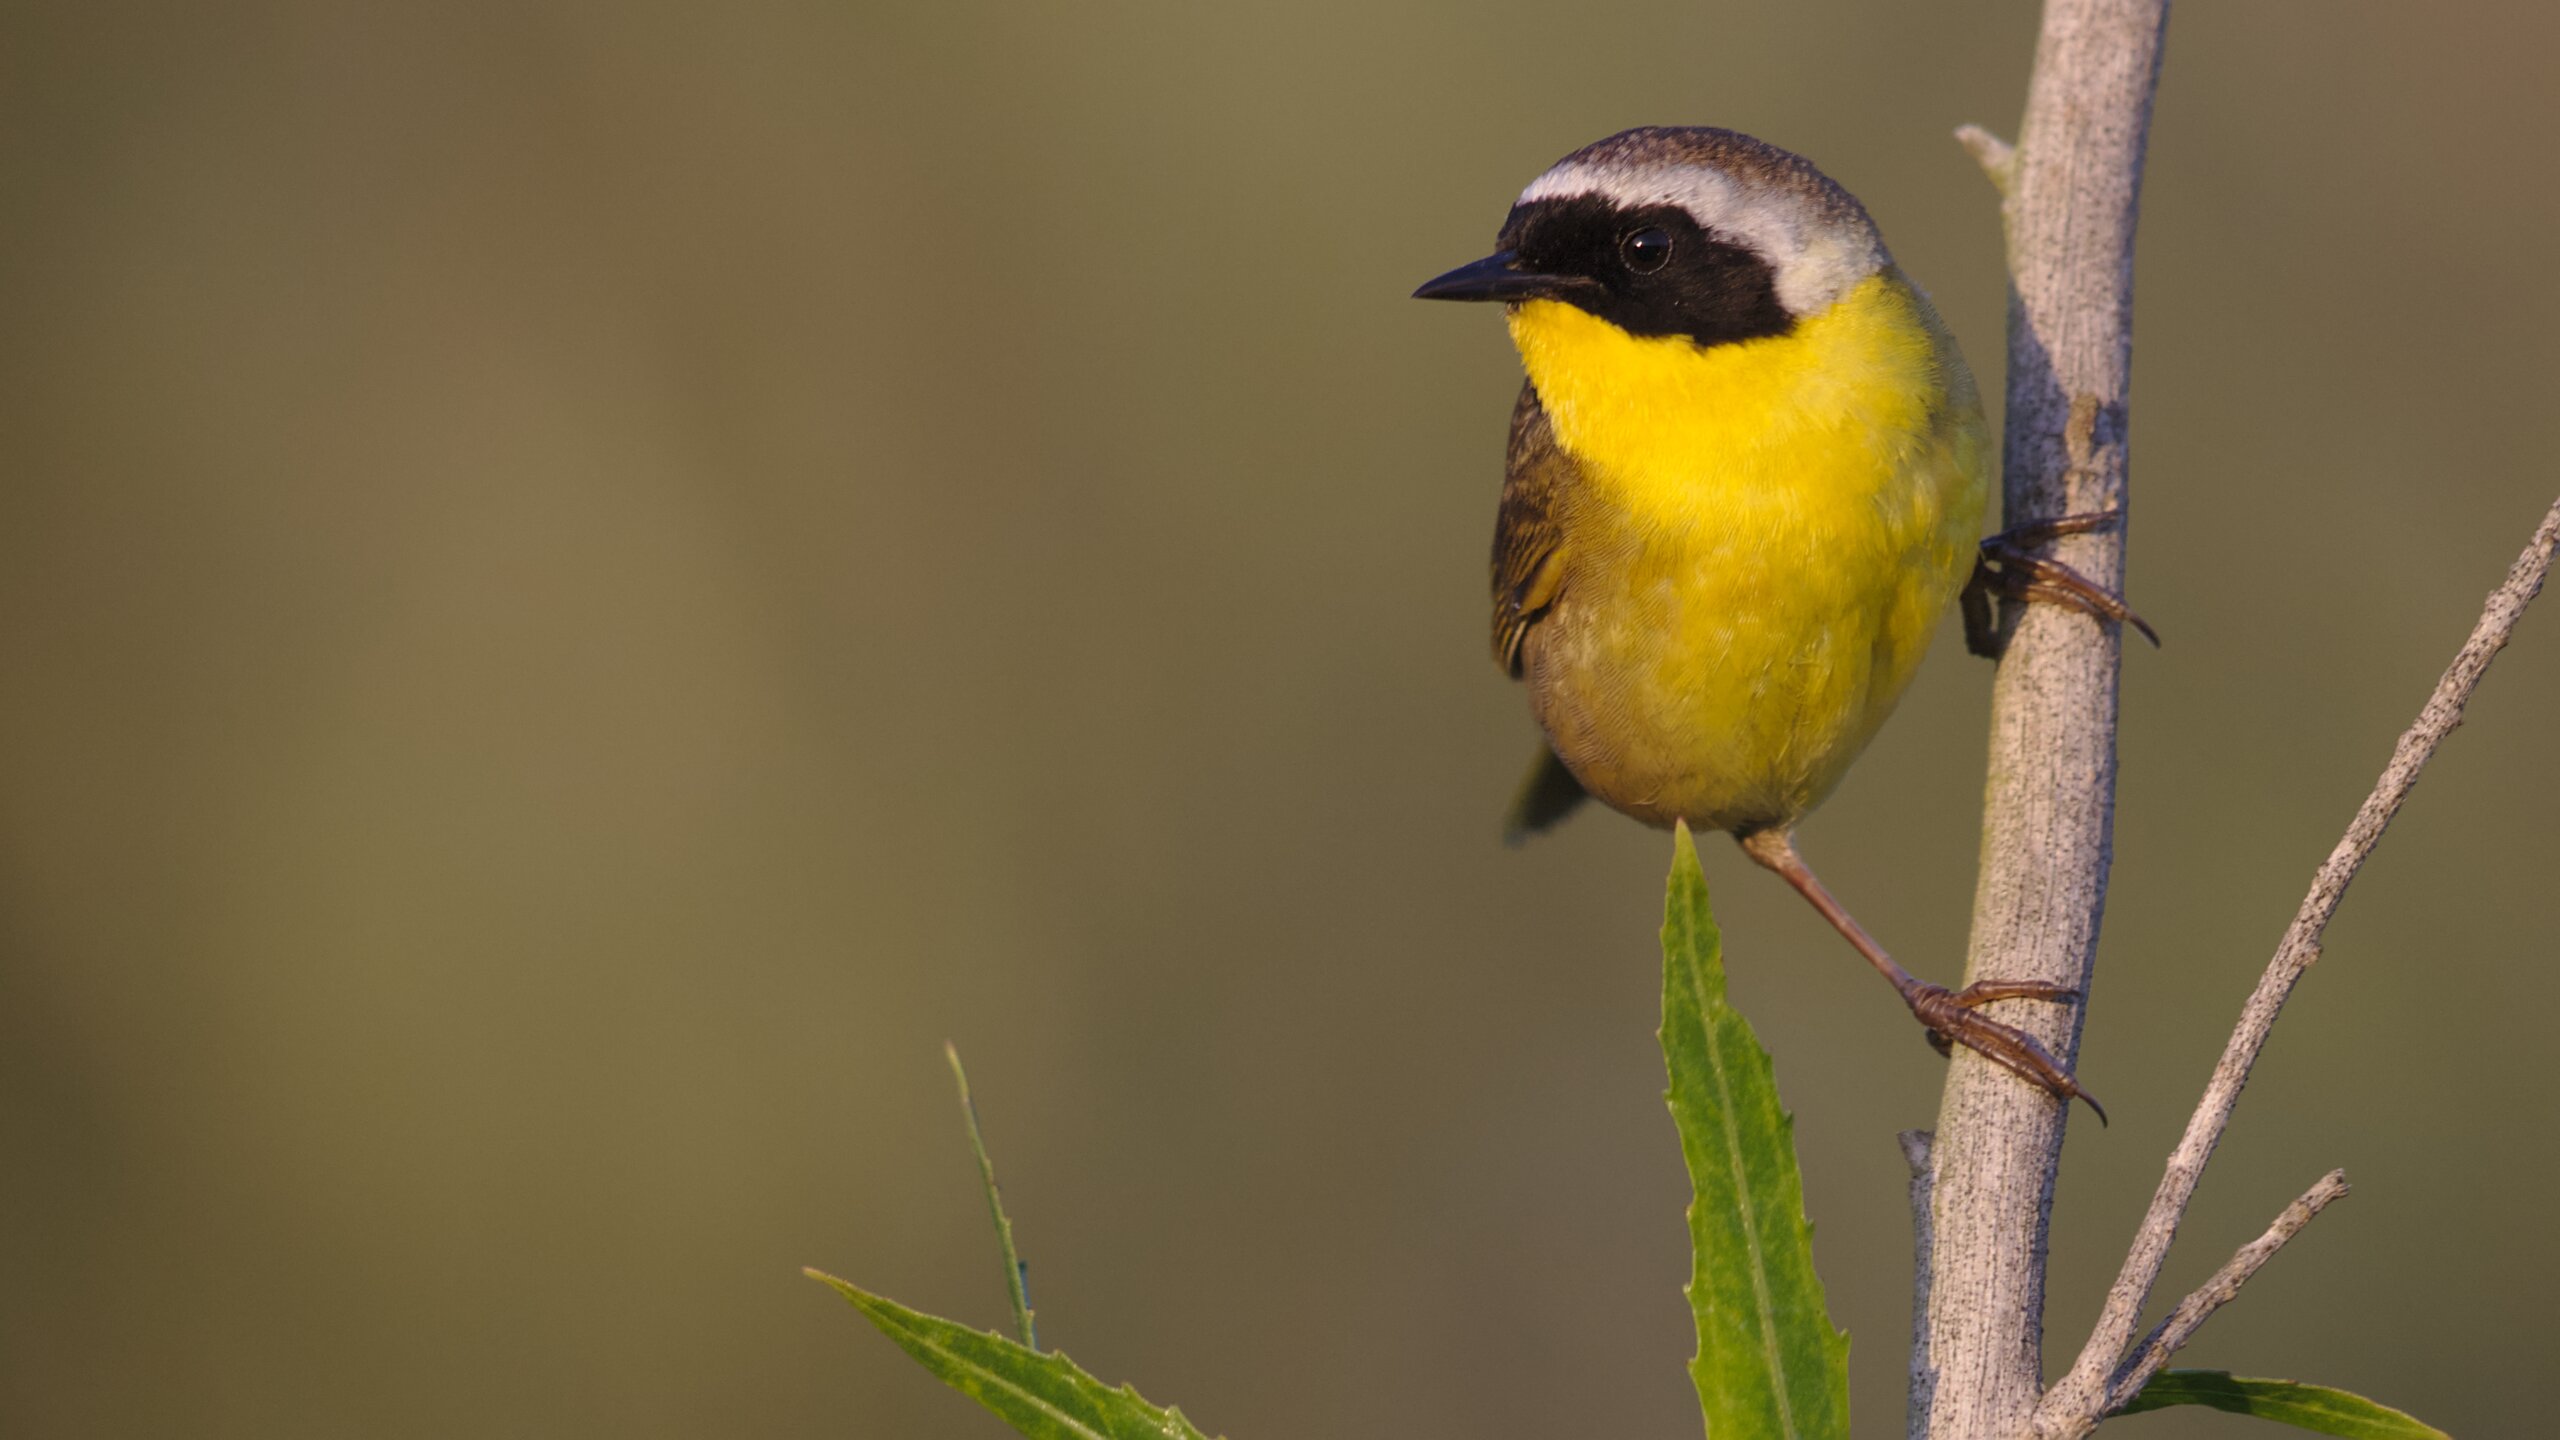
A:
1988;550;2160;647
1908;982;2108;1125
1952;979;2081;1008
1966;510;2160;655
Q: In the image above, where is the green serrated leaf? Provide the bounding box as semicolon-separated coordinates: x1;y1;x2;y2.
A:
808;1270;1223;1440
2117;1370;2449;1438
1660;823;1850;1440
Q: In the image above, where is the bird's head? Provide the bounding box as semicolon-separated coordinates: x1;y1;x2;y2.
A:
1413;126;1889;348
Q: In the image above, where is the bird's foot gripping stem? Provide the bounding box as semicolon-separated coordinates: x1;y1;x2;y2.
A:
1907;979;2108;1125
1962;511;2159;658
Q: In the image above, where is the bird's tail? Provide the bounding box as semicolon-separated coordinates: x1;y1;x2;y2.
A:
1503;746;1589;844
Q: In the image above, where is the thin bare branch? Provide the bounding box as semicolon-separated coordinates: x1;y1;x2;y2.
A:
2094;1169;2353;1425
1900;1130;1937;1439
2037;493;2560;1433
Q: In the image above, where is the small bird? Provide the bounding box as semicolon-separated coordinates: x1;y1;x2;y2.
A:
1416;127;2148;1117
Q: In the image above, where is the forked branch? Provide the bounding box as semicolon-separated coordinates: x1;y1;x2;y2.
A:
2035;493;2560;1435
2097;1169;2352;1423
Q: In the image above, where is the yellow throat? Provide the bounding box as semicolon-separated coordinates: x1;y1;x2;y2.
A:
1505;271;1964;530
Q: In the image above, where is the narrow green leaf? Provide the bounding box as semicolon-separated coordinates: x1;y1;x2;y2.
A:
1660;822;1850;1440
945;1040;1037;1349
807;1269;1223;1440
2117;1370;2449;1438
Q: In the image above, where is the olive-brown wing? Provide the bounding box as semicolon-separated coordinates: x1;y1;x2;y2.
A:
1490;383;1592;838
1492;381;1575;678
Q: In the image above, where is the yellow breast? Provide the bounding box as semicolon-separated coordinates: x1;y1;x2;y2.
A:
1507;270;1986;831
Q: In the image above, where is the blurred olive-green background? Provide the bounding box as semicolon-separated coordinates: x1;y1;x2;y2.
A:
4;2;2554;1436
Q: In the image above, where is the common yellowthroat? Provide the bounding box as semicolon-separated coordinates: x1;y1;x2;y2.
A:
1417;127;2147;1117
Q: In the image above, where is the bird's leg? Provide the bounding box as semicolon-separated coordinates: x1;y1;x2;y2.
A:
1734;827;2106;1124
1963;509;2159;658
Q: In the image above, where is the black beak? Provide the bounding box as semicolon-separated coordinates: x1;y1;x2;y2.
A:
1412;250;1590;303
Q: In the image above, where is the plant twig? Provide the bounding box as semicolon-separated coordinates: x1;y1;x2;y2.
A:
1900;1131;1938;1439
1913;4;2170;1435
2093;1169;2352;1425
1953;125;2016;196
945;1041;1037;1349
2037;493;2560;1433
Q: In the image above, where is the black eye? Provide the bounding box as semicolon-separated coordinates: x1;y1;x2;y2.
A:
1620;226;1674;274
